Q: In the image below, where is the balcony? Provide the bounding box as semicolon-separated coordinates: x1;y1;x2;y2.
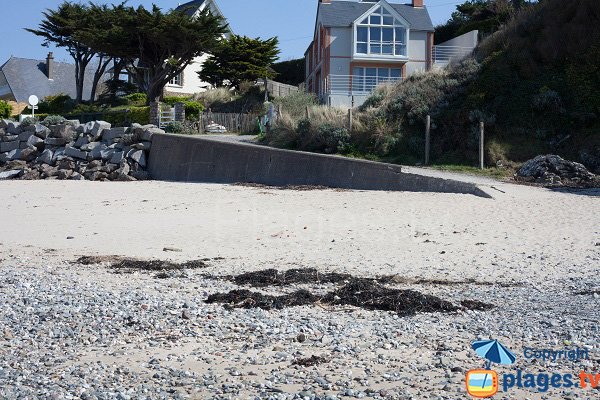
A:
325;74;404;96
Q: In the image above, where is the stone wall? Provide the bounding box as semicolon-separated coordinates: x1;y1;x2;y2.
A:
0;118;163;181
148;133;492;198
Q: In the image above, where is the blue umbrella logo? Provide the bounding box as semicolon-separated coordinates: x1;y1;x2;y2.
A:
472;339;517;369
471;339;516;392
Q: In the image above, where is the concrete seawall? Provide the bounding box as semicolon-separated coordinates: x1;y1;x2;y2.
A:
148;134;491;198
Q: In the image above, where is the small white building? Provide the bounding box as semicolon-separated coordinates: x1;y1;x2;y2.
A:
167;0;231;97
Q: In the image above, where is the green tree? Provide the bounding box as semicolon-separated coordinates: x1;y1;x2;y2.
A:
434;0;536;44
112;5;227;104
272;58;305;86
199;34;280;89
26;2;96;103
0;100;12;118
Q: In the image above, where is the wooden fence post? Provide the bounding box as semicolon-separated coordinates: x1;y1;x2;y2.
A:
348;108;353;131
305;105;310;119
425;115;431;165
479;121;485;170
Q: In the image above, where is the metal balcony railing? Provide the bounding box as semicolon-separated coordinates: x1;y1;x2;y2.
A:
325;75;404;96
433;45;475;64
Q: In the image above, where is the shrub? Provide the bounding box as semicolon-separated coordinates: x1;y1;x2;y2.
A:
165;121;185;134
0;100;12;118
315;124;351;154
71;103;103;114
193;88;234;108
129;107;150;125
42;115;66;126
103;107;149;126
184;101;204;120
532;88;564;113
20;117;38;127
38;94;76;114
164;121;196;135
124;93;147;106
163;96;191;106
267;106;352;154
272;91;318;119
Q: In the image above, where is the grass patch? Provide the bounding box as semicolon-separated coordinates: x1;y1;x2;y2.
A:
426;165;515;180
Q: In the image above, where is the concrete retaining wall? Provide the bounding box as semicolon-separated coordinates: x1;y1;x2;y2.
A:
148;134;491;198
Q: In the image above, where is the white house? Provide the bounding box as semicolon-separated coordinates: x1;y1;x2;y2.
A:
305;0;477;107
167;0;231;97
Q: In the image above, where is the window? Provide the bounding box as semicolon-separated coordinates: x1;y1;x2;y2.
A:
352;67;402;92
355;6;407;57
169;73;183;86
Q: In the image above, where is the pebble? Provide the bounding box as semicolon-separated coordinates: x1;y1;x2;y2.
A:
0;260;597;399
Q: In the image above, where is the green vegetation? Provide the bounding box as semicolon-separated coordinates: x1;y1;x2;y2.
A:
194;86;265;114
164;121;197;135
434;0;531;44
271;92;318;118
38;94;76;114
0;100;12;118
41;115;67;126
27;1;227;104
272;58;305;86
267;0;600;174
199;34;280;89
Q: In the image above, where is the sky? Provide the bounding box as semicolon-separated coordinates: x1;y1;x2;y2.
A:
0;0;462;64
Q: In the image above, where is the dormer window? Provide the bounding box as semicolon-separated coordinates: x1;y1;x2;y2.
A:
355;6;408;57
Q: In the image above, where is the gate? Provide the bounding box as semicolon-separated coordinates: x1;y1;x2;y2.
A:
159;107;175;128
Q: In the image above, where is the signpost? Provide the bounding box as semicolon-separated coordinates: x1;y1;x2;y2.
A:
28;95;39;119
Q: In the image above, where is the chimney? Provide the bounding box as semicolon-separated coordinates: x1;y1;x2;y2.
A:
46;52;54;80
413;0;424;7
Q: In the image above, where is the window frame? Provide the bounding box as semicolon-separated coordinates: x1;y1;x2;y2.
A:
352;4;409;60
168;73;183;87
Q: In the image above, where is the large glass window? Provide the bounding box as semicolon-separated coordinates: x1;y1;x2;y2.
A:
352;67;403;92
355;6;407;57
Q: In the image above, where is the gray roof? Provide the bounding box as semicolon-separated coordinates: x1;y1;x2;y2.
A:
319;1;434;31
0;57;101;103
175;0;206;16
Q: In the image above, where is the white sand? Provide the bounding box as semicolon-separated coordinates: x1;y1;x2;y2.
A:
1;179;597;285
1;178;598;399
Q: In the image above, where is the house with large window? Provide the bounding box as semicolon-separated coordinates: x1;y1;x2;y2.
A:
305;0;435;107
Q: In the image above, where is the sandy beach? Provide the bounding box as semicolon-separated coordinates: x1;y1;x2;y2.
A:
0;178;598;399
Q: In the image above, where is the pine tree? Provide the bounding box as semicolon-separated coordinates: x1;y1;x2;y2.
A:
199;35;280;89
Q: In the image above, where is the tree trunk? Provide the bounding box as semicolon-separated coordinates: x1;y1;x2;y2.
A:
74;53;92;104
89;55;113;102
74;60;83;104
146;84;163;106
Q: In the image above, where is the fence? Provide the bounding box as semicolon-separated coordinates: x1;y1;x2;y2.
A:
264;79;299;98
198;111;259;134
326;74;404;95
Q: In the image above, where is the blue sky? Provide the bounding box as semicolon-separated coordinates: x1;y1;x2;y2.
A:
0;0;461;64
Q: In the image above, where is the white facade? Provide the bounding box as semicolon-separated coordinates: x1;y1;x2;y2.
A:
165;54;212;95
305;0;434;108
166;0;231;96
